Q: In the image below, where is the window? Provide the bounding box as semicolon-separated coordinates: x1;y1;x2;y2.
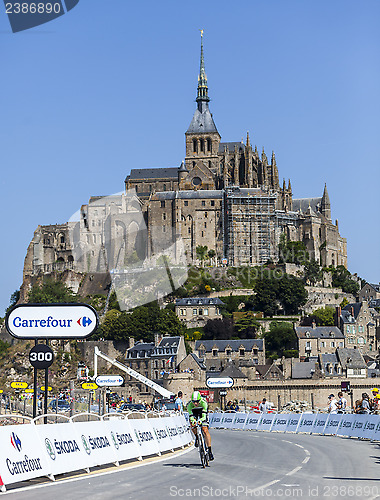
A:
163;184;166;191
162;226;166;233
188;227;191;234
204;222;207;228
253;358;258;365
211;200;215;206
60;236;65;243
199;309;203;315
359;326;363;333
201;231;204;237
212;349;218;357
180;309;186;316
346;326;350;333
184;201;188;206
207;138;212;152
161;201;165;208
193;139;198;153
155;371;159;379
204;309;209;316
200;139;204;152
329;364;333;374
253;348;258;355
202;201;206;206
163;213;167;220
193;309;197;316
331;341;335;347
239;349;245;356
306;341;311;349
357;337;365;345
321;341;326;348
93;234;96;243
226;349;231;356
204;212;208;218
339;342;343;347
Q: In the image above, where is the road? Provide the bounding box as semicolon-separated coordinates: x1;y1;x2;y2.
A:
4;429;380;499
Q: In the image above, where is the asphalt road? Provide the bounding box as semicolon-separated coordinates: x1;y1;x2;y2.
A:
4;429;380;499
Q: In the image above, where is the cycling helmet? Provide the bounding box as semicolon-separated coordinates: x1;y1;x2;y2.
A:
191;391;202;402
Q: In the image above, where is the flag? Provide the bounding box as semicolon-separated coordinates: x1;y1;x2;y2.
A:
166;356;174;365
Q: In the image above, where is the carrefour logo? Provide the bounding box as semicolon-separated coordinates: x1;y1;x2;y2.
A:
10;433;22;452
77;317;92;327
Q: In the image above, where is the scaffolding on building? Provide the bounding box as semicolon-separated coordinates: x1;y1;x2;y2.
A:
224;187;297;266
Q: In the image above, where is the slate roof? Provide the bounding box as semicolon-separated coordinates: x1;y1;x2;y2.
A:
126;167;179;181
319;353;342;377
368;283;380;292
219;361;247;379
292;197;322;214
176;297;225;306
342;303;362;320
370;299;380;308
336;348;367;369
189;353;206;370
153;190;222;200
295;326;344;339
195;339;264;352
186;107;219;134
218;142;245;153
126;336;182;359
292;361;317;379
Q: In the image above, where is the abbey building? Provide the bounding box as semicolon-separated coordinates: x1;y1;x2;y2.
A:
22;35;347;293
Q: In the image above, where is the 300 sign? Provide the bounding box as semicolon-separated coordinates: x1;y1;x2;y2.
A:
29;344;54;369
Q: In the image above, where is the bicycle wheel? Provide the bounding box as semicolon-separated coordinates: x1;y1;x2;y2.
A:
198;429;207;468
201;429;209;467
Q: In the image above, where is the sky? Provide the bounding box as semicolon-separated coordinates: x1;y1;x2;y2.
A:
0;0;379;315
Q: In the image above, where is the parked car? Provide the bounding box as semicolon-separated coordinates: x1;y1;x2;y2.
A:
118;403;146;412
48;399;71;412
154;399;177;411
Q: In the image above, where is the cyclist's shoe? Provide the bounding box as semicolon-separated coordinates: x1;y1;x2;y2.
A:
208;448;214;461
194;436;199;447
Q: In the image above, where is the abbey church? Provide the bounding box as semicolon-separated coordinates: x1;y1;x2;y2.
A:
22;35;347;294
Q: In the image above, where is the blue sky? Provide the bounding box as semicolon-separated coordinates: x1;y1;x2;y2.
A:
0;0;379;314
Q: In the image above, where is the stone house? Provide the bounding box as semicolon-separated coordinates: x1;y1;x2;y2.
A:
359;283;380;302
175;297;224;328
295;325;345;359
124;335;187;388
338;302;379;353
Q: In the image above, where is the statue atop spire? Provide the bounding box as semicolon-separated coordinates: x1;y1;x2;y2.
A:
197;29;210;107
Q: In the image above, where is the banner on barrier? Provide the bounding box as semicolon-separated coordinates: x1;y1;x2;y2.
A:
209;413;223;428
271;414;290;432
257;413;276;431
336;414;356;437
162;416;186;449
311;413;328;434
71;420;118;467
103;418;141;461
323;414;342;435
127;417;161;457
0;424;51;487
36;421;91;475
220;414;235;429
244;414;261;430
286;414;301;432
231;413;248;430
297;413;317;433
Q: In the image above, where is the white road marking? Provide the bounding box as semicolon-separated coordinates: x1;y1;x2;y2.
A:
286;466;302;476
302;456;310;464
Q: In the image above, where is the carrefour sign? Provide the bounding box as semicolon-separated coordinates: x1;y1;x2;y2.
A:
6;304;98;339
206;377;234;388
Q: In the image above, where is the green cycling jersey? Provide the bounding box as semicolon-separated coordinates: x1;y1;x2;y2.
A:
187;398;208;423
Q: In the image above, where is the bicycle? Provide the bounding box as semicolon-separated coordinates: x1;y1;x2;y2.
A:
195;417;209;468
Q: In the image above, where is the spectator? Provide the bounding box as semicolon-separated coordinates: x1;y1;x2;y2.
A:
226;400;232;411
327;394;338;414
360;393;371;414
230;401;240;412
371;388;379;412
174;391;184;412
259;398;270;413
337;392;347;413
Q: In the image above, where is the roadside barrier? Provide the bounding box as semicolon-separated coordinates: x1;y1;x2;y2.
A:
0;412;192;492
209;411;380;441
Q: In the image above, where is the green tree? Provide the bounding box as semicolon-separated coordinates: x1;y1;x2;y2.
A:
303;259;322;285
340;297;349;308
234;312;260;339
196;245;208;266
203;318;234;340
278;275;308;315
264;321;297;358
312;307;335;326
28;279;77;304
253;273;279;317
100;309;129;340
278;235;309;265
328;265;360;296
156;308;186;337
5;289;20;316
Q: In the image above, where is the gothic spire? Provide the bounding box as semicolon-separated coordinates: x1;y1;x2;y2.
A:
321;183;331;220
196;30;210;108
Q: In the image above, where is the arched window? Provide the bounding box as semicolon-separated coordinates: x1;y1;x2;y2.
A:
200;139;204;152
193;139;198;153
207;138;212;152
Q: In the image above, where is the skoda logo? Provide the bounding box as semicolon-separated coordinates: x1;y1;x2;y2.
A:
45;438;56;460
111;431;119;450
134;430;141;445
81;435;91;455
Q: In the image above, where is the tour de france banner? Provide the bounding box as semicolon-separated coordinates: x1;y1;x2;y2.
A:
231;412;248;430
0;424;51;487
126;417;161;457
103;418;141;462
271;414;290;432
36;421;93;476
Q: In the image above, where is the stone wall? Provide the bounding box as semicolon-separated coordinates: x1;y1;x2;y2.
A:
303;286;355;315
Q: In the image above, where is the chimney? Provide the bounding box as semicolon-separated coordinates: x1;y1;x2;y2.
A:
312;321;316;329
154;333;163;346
335;306;341;327
350;306;354;317
128;337;135;349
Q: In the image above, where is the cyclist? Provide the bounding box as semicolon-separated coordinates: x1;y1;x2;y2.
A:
187;391;214;461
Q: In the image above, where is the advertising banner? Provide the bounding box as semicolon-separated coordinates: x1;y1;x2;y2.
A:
231;412;248;430
349;414;377;439
0;424;51;487
323;414;342;435
160;416;186;449
220;413;235;429
257;413;276;431
297;413;317;434
209;412;223;428
271;414;290;432
127;417;160;457
311;413;328;434
148;417;176;453
366;416;380;441
336;414;356;437
103;418;141;462
286;414;301;433
177;414;193;445
36;421;90;476
71;420;118;467
244;413;261;431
